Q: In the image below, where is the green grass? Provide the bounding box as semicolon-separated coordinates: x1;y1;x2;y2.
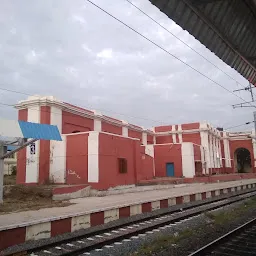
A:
130;197;256;256
205;196;256;225
129;229;194;256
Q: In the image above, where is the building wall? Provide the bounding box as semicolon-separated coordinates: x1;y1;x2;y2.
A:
154;144;183;177
156;135;173;144
101;121;122;135
229;139;254;172
62;111;94;134
66;133;89;184
16;109;28;184
182;133;201;145
96;133;140;189
139;145;155;181
128;129;142;143
39;106;51;184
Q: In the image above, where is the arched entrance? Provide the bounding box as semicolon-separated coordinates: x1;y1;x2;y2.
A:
234;148;252;173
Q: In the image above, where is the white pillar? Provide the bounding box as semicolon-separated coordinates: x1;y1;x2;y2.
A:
172;125;176;143
50;106;66;183
200;123;210;174
26;106;40;183
142;132;147;145
121;120;128;137
223;132;231;168
93;110;102;132
88;132;99;182
181;142;195;178
178;124;182;143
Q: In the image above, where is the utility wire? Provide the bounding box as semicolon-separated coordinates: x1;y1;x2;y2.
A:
225;121;254;130
86;0;255;107
125;0;256;96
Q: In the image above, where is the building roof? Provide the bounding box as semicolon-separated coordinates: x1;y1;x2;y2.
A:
149;0;256;85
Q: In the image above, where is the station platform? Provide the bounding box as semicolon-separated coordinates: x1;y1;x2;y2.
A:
1;178;256;251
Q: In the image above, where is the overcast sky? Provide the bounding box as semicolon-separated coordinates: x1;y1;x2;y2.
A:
0;0;255;131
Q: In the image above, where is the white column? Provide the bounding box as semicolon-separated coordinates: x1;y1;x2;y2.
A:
49;106;66;183
142;132;147;145
26;106;40;183
88;131;99;182
209;134;214;169
178;124;182;143
223;132;231;167
93;111;102;132
181;142;195;178
172;125;176;143
121;120;128;137
200;146;206;174
200;123;210;174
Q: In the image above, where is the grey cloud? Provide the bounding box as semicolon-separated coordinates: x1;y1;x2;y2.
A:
0;0;254;132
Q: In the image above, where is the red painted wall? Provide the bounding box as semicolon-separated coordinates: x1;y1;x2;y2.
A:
66;134;89;184
17;109;28;184
229;139;254;172
181;122;200;130
39;106;51;184
182;133;201;145
139;146;154;181
156;135;173;144
154;125;172;132
101;121;122;135
128;129;142;143
154;144;182;177
193;144;201;161
94;133;139;189
62;111;94;134
147;134;154;144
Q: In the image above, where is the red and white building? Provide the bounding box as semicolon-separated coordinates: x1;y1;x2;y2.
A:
15;96;256;189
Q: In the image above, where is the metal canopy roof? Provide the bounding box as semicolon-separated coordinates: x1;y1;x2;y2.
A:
149;0;256;85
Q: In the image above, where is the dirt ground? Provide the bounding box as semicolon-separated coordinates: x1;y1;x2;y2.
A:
1;178;73;214
3;175;16;185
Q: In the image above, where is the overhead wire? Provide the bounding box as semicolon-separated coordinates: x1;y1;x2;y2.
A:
125;0;256;97
225;121;254;130
86;0;255;107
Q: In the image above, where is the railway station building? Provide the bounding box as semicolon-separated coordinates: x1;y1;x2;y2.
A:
15;96;256;189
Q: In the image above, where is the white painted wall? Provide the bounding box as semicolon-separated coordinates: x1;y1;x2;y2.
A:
200;146;206;174
199;123;210;174
50;135;66;183
88;131;99;182
49;106;66;183
121;120;128;137
94;119;101;132
145;144;154;157
223;132;231;167
172;125;176;143
142;132;147;145
181;142;195;178
178;125;182;143
26;106;40;183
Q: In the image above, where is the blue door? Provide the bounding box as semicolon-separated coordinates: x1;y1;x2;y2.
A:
166;163;175;177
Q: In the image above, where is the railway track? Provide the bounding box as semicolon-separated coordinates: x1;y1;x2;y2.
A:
189;217;256;256
13;190;255;256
